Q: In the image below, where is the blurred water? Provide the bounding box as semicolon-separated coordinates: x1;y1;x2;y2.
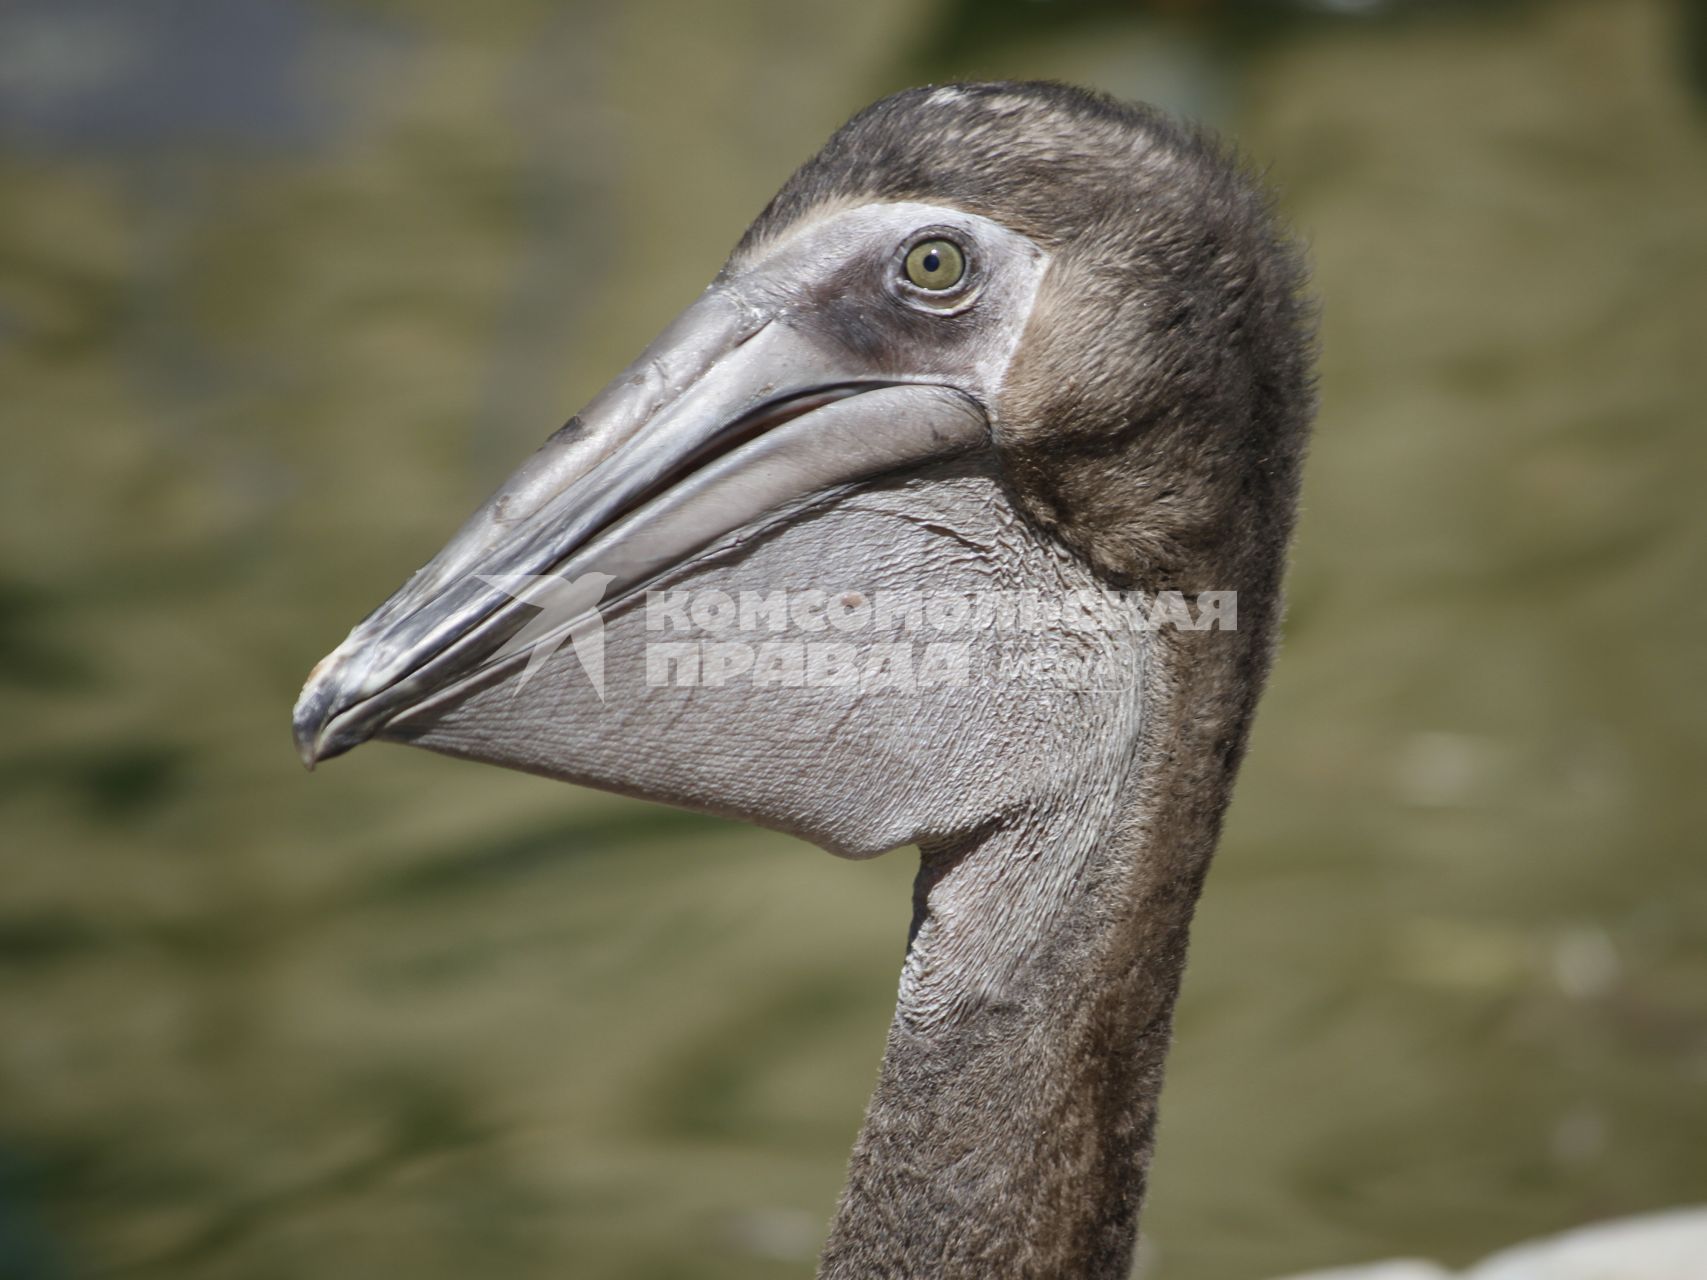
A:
1;2;1703;1278
0;0;365;152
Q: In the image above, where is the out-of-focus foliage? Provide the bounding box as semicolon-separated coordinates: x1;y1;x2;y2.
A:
0;1;1702;1277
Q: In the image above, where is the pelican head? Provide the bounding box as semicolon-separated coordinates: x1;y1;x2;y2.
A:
294;81;1311;856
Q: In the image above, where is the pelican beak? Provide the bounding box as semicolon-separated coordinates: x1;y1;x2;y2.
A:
291;285;989;768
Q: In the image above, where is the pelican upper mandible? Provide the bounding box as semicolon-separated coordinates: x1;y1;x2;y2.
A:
294;81;1316;1278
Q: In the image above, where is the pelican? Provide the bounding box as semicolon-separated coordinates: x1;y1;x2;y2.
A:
295;82;1314;1277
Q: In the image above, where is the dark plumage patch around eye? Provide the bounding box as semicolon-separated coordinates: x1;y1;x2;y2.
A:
814;293;962;369
795;251;982;370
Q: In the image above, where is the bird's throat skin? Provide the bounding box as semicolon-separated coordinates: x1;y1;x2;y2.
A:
821;623;1258;1279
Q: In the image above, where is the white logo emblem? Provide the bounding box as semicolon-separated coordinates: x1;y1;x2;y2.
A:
478;572;615;699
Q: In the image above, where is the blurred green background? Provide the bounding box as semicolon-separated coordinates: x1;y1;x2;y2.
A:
2;1;1704;1277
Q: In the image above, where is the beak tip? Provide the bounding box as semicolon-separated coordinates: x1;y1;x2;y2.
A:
294;650;387;770
292;710;324;773
292;672;336;772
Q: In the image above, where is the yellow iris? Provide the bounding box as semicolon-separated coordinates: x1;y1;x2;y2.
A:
904;239;966;291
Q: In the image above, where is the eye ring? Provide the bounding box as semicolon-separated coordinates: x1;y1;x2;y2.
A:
901;236;969;294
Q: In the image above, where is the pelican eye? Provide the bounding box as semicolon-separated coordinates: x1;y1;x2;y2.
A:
903;238;966;291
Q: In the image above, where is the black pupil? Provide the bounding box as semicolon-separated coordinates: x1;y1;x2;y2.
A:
922;250;941;273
